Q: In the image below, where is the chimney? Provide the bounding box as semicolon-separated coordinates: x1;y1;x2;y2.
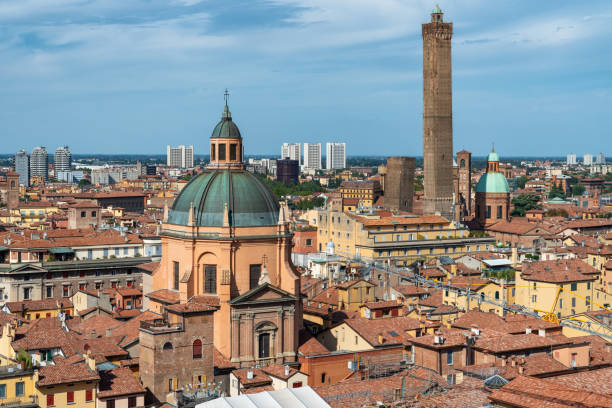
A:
538;327;546;337
450;264;457;276
247;370;254;380
470;325;480;336
284;365;290;377
501;357;507;367
511;358;517;367
90;329;96;339
518;365;524;374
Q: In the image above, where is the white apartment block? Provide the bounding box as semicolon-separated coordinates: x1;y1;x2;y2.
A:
166;145;194;168
326;142;346;170
596;153;606;165
583;154;593;166
303;143;322;170
566;154;577;166
281;143;301;165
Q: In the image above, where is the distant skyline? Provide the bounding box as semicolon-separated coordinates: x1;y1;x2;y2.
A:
1;1;611;156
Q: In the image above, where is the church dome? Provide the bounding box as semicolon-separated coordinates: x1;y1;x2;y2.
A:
168;170;279;227
475;172;509;194
210;106;242;139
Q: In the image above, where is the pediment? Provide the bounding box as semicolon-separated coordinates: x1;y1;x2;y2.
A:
8;263;48;274
229;283;296;306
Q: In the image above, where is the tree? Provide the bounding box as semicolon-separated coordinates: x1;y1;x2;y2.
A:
548;184;565;199
571;183;586;196
78;179;91;187
517;175;529;189
510;193;541;217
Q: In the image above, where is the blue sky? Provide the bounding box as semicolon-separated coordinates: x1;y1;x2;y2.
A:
1;0;611;157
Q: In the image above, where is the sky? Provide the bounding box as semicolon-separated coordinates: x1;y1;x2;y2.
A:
1;0;611;157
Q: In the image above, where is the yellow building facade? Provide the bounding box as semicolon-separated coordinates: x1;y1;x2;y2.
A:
316;209;495;266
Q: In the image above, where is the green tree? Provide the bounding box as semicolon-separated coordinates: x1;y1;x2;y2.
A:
78;179;91;187
510;193;541;217
571;183;586;196
517;175;529;189
548;184;565;199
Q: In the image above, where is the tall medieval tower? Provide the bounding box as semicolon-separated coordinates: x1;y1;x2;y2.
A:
422;5;454;220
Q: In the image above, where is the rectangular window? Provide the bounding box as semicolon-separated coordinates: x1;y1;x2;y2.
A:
572;297;576;307
123;248;128;255
23;287;31;300
128;396;137;407
230;144;237;161
103;248;109;258
46;286;53;298
486;206;491;219
571;283;577;291
249;264;261;290
15;381;24;397
86;389;93;402
173;261;180;290
205;265;217;294
447;351;453;365
63;286;69;297
218;144;226;161
532;295;537;303
115;248;120;256
0;384;5;399
111;281;117;289
497;205;502;219
88;249;93;260
47;394;54;406
67;391;74;404
211;144;216;161
106;399;115;408
587;282;591;290
79;283;86;291
586;296;591;306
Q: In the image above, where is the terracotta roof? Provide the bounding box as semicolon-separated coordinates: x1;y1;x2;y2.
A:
407;327;467;349
80;336;129;360
112;310;160;347
488;375;612;408
361;300;402;310
12;318;79;356
418;267;446;279
347;212;449;228
392;285;429;297
312;288;339;306
474;333;571;354
342;315;439;346
37;355;100;386
232;368;272;387
416;376;490;408
70;314;122;337
5;298;73;313
146;289;180;305
115;287;142;297
448;276;490;291
137;261;160;273
98;367;146;399
521;259;599;283
213;347;235;370
298;330;329;356
261;363;301;380
165;301;217;314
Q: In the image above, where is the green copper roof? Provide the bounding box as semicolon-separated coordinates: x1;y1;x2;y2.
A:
168;170;279;227
475;172;510;194
210;105;242;139
432;4;442;14
487;151;500;162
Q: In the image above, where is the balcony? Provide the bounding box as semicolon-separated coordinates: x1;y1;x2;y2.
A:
140;318;183;334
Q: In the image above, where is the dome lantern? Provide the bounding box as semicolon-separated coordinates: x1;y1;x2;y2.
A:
208;89;245;170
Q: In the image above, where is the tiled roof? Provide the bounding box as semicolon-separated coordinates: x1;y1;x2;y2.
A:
361;300;401;310
112;310;160;347
146;289;180;304
70;314;122;337
488;375;612;408
312;288;339;306
298;329;330;356
12;318;79;356
232;368;272;387
392;285;429;297
342;315;439;346
520;259;599;283
261;363;301;380
137;261;160;273
80;336;129;360
37;355;100;386
115;287;142;297
474;333;571;354
448;276;490;291
5;298;73;313
407;327;467;349
543;366;612;395
98;367;146;398
165;301;217;314
416;376;490;408
213;347;235;370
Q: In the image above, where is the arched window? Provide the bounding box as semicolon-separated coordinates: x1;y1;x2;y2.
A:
163;342;173;350
192;339;202;359
460;159;466;168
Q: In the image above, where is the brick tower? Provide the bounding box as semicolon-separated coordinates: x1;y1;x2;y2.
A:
384;157;415;212
422;5;454;220
456;150;472;218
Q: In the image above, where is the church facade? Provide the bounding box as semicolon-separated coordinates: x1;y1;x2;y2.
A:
152;98;301;368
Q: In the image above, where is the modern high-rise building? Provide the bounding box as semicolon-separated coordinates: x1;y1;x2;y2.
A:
281;143;301;165
566;154;577;166
584;154;593;166
326;142;346;170
54;146;72;173
422;6;454;220
14;150;30;187
166;145;194;168
303;143;322;170
30;146;49;182
596;153;606;164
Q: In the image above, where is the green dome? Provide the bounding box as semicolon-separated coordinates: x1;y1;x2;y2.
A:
476;172;509;194
168;170;279;227
487;151;500;162
210;106;242;139
432;4;442;13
